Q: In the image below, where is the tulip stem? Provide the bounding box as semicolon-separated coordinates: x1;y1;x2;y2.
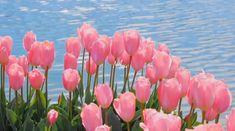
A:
141;103;145;122
215;114;220;123
69;92;72;120
92;65;100;94
127;122;130;131
122;56;132;93
202;111;205;124
87;53;91;92
188;106;194;128
111;63;116;91
178;98;182;117
15;91;18;114
109;65;113;87
105;109;109;125
36;90;40;115
1;65;5;105
130;71;137;91
45;68;49;108
21;88;24;107
9;88;11;101
26;74;29;101
81;48;85;79
102;62;105;83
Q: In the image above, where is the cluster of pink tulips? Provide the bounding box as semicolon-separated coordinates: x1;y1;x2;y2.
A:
0;22;234;131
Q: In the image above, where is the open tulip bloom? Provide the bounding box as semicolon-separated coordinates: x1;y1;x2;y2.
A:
0;23;234;131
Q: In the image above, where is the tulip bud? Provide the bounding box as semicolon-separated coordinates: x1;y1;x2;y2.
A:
157;43;170;54
123;30;140;56
28;41;41;66
23;31;36;51
94;84;113;109
40;41;55;70
66;37;81;58
95;125;111;131
107;53;115;65
118;50;130;66
18;55;29;76
86;58;97;75
145;64;158;84
205;108;218;121
62;69;80;92
8;63;25;91
83;27;99;53
175;68;191;98
167;56;181;78
131;48;145;72
28;69;45;90
142;38;155;63
111;32;124;58
91;39;106;65
64;53;78;70
47;109;58;126
135;77;151;103
77;23;92;45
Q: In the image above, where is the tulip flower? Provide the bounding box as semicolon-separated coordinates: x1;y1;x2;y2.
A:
77;22;92;45
158;78;181;113
63;68;80;92
85;58;97;75
95;125;111;131
0;36;13;55
131;48;145;72
91;39;106;65
152;51;172;80
107;53;115;65
123;30;140;56
113;92;136;131
80;103;103;131
145;64;158;85
18;55;29;76
83;27;99;53
186;123;224;131
28;41;41;67
64;53;78;70
47;109;58;126
40;41;55;70
142;38;155;63
135;77;151;103
23;31;36;51
140;109;181;131
28;69;45;90
175;68;191;98
227;108;235;131
94;84;113;109
111;32;124;58
167;56;181;78
118;50;130;66
8;63;25;91
66;37;81;58
157;43;170;54
205;108;218;122
0;46;9;65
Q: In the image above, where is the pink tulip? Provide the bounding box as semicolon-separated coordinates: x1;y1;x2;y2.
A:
99;35;110;57
212;80;232;114
40;41;55;70
66;37;81;58
111;32;124;58
0;36;13;54
0;46;9;65
28;69;45;90
186;123;224;131
142;38;155;63
158;78;181;113
18;55;29;76
80;103;103;131
95;125;111;131
6;55;18;74
205;108;218;121
227;108;235;131
135;77;151;103
140;109;181;131
47;109;58;126
190;72;215;111
168;56;181;78
77;23;92;45
62;69;80;92
118;50;130;66
83;27;99;53
8;63;25;91
175;68;191;97
23;31;36;51
91;39;106;65
64;53;78;70
95;84;113;109
123;30;140;56
28;41;41;66
85;58;97;75
152;51;172;79
145;64;158;84
113;92;136;122
131;48;145;72
157;43;170;54
107;53;115;65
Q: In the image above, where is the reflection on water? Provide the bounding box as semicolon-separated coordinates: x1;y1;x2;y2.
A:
0;0;235;125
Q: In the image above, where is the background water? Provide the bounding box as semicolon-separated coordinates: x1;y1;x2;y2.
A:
1;0;235;126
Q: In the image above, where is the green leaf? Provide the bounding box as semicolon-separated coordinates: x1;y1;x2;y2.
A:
6;109;17;125
85;86;92;104
71;114;81;127
38;90;46;109
108;108;122;131
23;117;34;131
35;118;47;131
132;120;142;131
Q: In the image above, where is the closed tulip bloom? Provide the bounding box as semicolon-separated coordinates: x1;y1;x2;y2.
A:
86;57;97;75
0;46;9;65
77;23;92;45
186;123;224;131
212;80;232;114
123;30;140;56
227;108;235;131
205;108;218;121
95;125;110;131
83;27;99;53
157;43;170;54
47;109;58;126
91;39;106;65
63;69;80;92
95;84;113;109
168;56;181;78
28;69;45;90
158;78;181;113
23;31;36;51
8;63;25;91
131;48;146;72
111;32;124;58
0;36;13;54
140;109;181;131
152;51;172;79
18;55;29;76
118;50;130;66
28;41;41;66
113;92;136;122
145;64;158;84
40;41;55;70
135;77;151;103
142;38;155;63
107;53;115;65
80;103;103;131
66;37;81;58
175;68;191;97
64;53;78;70
99;35;110;57
6;55;18;74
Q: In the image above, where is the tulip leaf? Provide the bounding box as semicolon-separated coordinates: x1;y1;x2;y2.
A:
108;108;122;131
6;109;18;125
38;90;46;109
85;86;92;104
35;118;47;131
132;120;142;131
23;117;34;131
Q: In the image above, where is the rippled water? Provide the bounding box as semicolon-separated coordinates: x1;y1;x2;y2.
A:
1;0;235;125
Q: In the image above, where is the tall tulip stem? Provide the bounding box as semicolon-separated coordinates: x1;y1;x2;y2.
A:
105;109;109;125
87;53;91;92
141;103;145;122
92;65;100;94
202;111;205;124
109;65;113;87
15;91;18;114
130;71;137;91
127;122;130;131
45;68;49;108
1;65;5;104
102;62;105;83
215;114;220;123
122;56;132;93
81;48;85;79
111;63;116;91
178;98;182;117
26;75;29;101
21;88;24;107
188;106;194;128
69;92;72;120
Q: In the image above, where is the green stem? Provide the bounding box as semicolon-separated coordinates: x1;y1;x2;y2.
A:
15;91;18;114
45;68;49;108
81;48;85;79
141;103;145;122
26;74;29;101
102;62;105;83
1;65;5;104
9;87;11;101
109;65;113;87
87;54;91;92
178;98;182;117
92;65;100;94
202;111;205;124
36;90;40;115
48;125;51;131
122;56;132;93
130;71;137;91
105;109;109;125
215;114;220;123
127;122;130;131
188;106;194;128
69;92;72;120
21;88;24;107
111;63;116;91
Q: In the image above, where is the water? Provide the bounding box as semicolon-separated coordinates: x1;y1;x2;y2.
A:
1;0;235;126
